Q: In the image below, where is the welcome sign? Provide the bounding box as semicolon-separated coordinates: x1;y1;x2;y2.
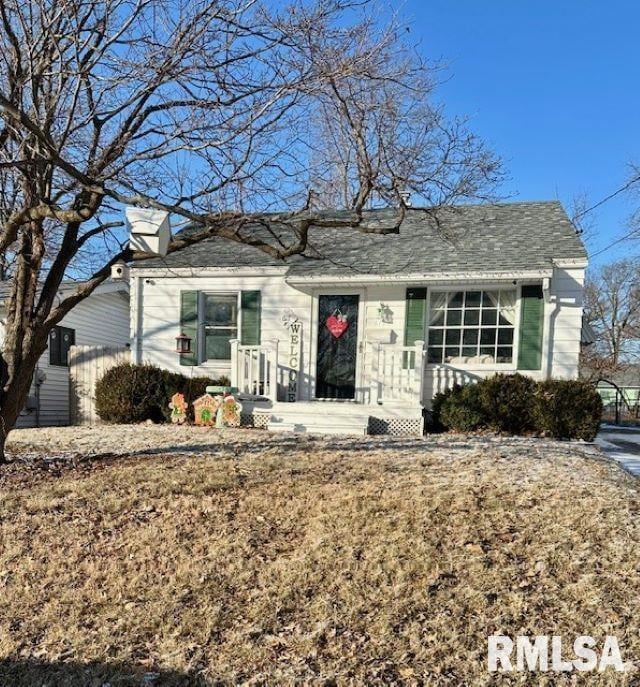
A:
282;310;302;402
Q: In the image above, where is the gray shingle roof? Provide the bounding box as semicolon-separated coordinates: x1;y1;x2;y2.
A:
138;201;587;276
0;279;127;301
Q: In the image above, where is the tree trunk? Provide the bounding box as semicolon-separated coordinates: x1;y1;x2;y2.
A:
0;381;35;464
0;401;20;465
0;428;7;465
0;357;40;465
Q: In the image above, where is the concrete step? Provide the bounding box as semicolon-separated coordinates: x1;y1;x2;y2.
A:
253;406;368;435
264;402;370;435
267;419;368;436
268;411;370;425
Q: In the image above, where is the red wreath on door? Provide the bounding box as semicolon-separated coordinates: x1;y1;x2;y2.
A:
325;310;349;339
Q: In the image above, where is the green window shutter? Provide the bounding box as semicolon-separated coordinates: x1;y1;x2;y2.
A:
404;288;427;345
180;291;199;366
517;284;544;370
404;288;427;368
241;290;261;345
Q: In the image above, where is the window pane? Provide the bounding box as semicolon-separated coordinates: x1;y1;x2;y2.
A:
204;295;237;326
480;329;496;346
430;310;445;327
500;289;517;309
462;346;477;357
496;347;513;363
463;329;479;346
450;292;464;307
447;309;462;326
444;347;459;361
428;329;443;346
483;291;500;308
427;347;443;363
430;292;449;311
499;309;516;326
480;346;495;359
205;328;234;360
481;309;497;326
445;328;461;346
465;291;482;307
464;309;479;326
498;329;514;345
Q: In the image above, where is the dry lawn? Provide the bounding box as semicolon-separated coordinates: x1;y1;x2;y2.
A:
1;426;639;685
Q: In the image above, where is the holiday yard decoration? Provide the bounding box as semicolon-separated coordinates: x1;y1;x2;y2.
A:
190;392;242;428
220;395;242;427
169;393;188;424
192;394;221;427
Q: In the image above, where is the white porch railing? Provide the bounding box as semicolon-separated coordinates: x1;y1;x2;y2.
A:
230;340;278;401
230;339;426;407
363;340;425;406
423;364;481;403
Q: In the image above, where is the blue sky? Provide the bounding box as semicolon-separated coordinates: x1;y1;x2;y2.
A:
406;0;640;266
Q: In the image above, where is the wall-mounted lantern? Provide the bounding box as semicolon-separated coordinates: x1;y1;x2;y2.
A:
175;332;192;355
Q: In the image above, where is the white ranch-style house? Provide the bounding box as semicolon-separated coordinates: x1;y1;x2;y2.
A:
130;201;587;435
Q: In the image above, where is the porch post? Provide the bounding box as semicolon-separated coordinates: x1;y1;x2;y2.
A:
268;339;279;402
230;339;239;389
414;340;425;405
370;342;381;405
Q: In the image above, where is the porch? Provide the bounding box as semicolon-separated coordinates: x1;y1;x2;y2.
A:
229;339;428;435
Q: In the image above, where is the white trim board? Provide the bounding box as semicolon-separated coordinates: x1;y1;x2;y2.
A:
286;269;554;286
131;266;289;278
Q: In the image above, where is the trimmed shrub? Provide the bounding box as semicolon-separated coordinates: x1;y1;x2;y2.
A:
429;385;458;432
532;380;603;441
95;363;167;424
439;382;485;432
96;363;231;424
476;373;536;434
431;374;602;440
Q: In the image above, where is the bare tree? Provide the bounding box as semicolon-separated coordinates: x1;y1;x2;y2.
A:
0;0;501;461
581;259;640;382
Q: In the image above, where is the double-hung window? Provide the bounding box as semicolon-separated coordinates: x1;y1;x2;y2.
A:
202;293;238;361
427;289;517;364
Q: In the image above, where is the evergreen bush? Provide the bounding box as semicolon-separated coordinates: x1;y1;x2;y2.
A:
532;380;603;441
95;363;230;424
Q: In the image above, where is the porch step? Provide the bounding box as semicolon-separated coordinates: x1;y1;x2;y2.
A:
268;419;368;436
261;403;370;436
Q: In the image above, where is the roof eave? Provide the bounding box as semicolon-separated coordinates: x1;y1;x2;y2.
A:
285;268;555;286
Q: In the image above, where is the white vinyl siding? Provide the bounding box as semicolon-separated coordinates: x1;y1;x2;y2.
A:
132;265;585;406
546;266;584;380
5;289;130;428
132;273;314;393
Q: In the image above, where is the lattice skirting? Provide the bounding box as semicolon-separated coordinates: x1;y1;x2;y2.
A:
240;412;269;429
368;416;423;436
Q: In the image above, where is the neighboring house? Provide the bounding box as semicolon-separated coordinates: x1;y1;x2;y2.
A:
130;201;587;435
0;281;130;428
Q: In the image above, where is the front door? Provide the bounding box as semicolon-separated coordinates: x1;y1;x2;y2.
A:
316;294;360;399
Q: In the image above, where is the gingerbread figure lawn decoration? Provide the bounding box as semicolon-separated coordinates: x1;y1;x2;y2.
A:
168;392;188;424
